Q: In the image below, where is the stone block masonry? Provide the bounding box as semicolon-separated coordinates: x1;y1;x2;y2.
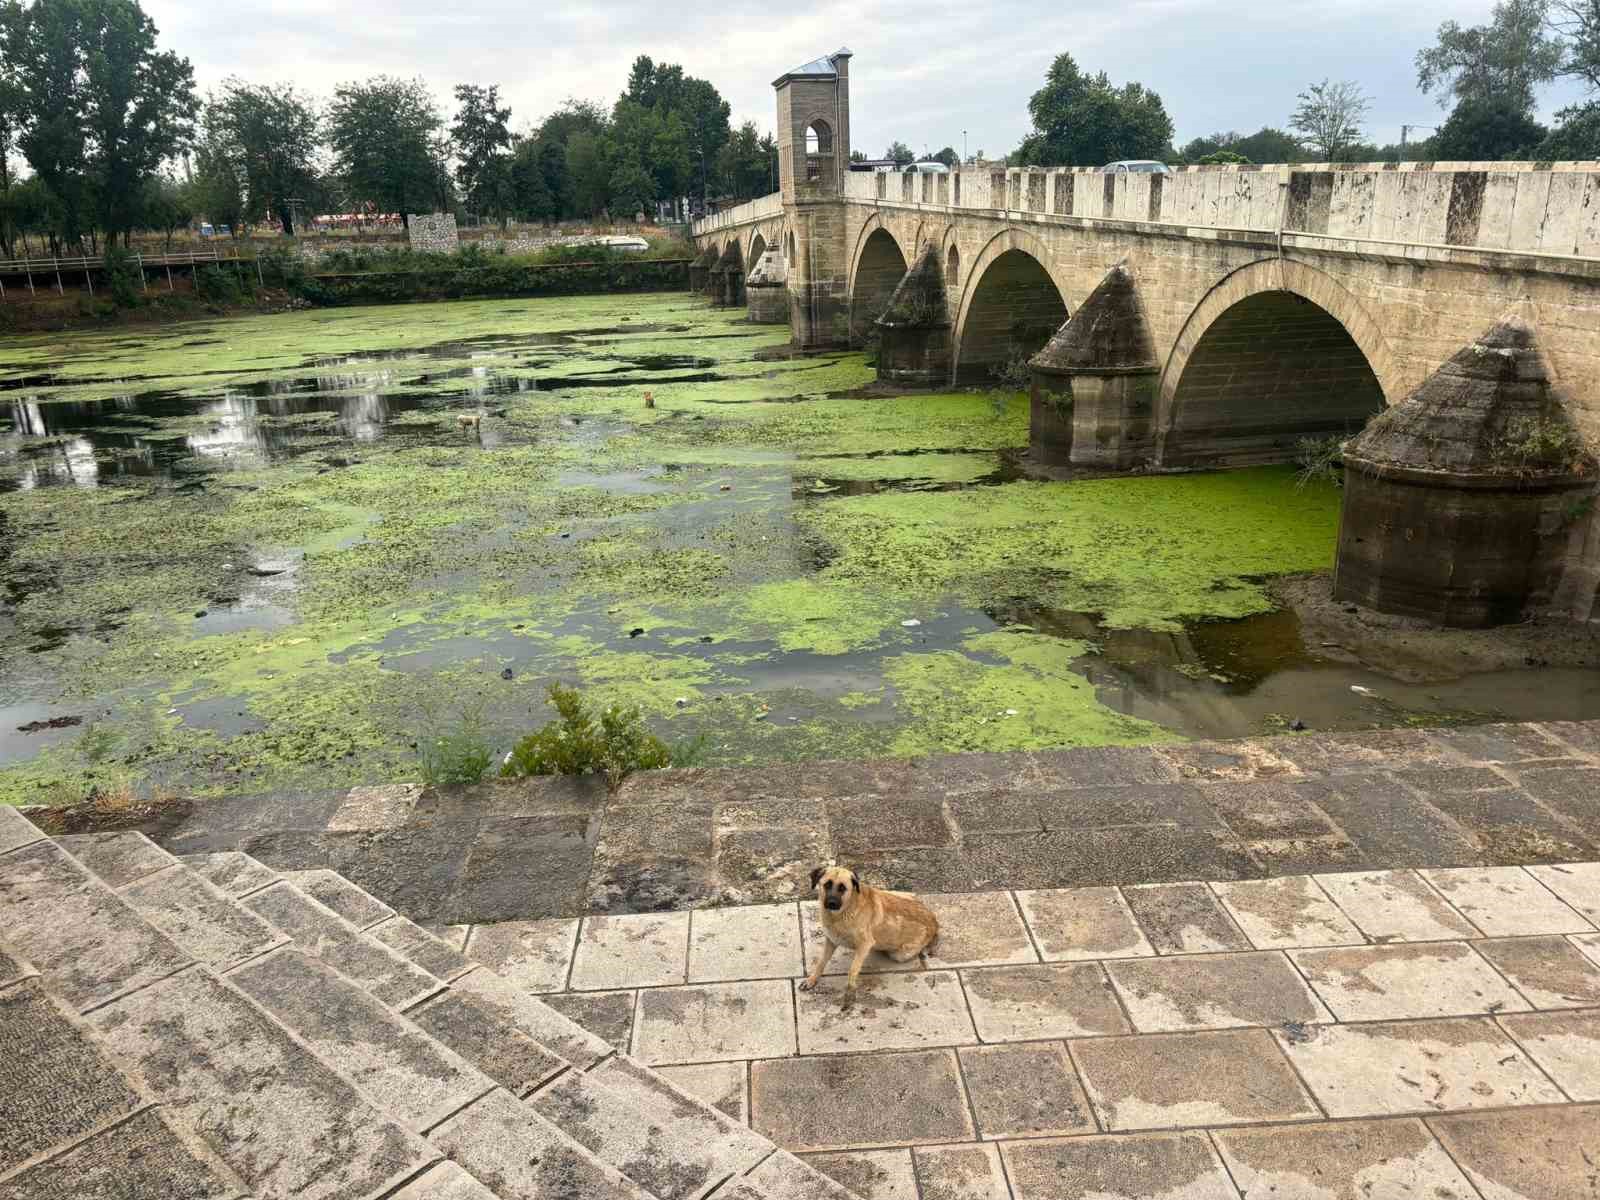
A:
407;211;459;254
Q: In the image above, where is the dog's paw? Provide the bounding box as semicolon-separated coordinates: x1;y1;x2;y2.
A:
797;976;819;992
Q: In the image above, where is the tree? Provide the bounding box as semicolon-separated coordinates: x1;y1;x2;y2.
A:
508;135;555;221
849;149;867;162
327;76;442;229
1014;53;1174;166
190;119;245;234
1552;0;1600;91
141;172;190;248
1535;101;1600;156
1289;79;1372;161
930;146;958;167
715;120;774;201
451;83;513;223
207;81;318;235
1431;94;1548;158
1416;0;1562;113
620;56;729;204
565;129;609;216
885;140;914;166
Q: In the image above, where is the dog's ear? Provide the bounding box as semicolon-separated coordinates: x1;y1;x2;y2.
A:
809;866;825;889
850;870;860;892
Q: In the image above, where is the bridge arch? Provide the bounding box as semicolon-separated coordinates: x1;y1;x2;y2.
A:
1158;259;1397;468
847;218;911;343
951;228;1071;384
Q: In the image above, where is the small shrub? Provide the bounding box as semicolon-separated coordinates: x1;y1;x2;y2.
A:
1495;415;1586;476
1294;434;1347;489
416;699;494;786
503;682;675;792
102;246;143;309
990;345;1034;391
195;263;248;305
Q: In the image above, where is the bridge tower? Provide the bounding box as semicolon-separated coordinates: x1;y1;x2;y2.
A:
774;48;853;347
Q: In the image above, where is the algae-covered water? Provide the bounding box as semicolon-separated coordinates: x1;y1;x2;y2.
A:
2;293;1594;802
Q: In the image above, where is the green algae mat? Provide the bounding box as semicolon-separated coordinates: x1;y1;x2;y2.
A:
0;294;1342;802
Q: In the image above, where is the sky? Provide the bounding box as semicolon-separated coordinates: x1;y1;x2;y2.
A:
142;0;1592;156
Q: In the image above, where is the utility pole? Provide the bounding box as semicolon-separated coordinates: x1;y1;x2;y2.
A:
963;130;968;164
1400;125;1436;156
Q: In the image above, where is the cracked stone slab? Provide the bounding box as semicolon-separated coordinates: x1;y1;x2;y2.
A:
1015;886;1155;961
1212;875;1364;948
1421;867;1593;936
90;966;431;1200
1071;1028;1319;1130
1312;870;1478;941
56;832;173;887
325;783;420;831
1122;882;1250;954
1275;1016;1562;1117
1527;863;1600;924
688;902;805;982
958;1042;1095;1139
119;865;282;973
1474;935;1600;1008
570;911;689;990
911;1143;1012;1200
179;851;279;896
285;868;395;928
751;1049;974;1151
1499;1009;1600;1100
464;918;580;993
1213;1117;1480;1200
542;989;637;1048
632;979;796;1065
799;901;923;976
0;840;192;1012
920;891;1037;968
1001;1131;1240;1200
1429;1103;1600;1200
1106;948;1333;1032
0;1107;246;1200
801;1149;918;1200
959;962;1129;1041
1290;942;1530;1021
368;913;474;981
655;1061;747;1123
793;969;975;1054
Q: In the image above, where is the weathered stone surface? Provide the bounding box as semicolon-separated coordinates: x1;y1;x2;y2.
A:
443;965;609;1068
0;1107;245;1200
1278;1016;1562;1116
465;918;580;992
1429;1103;1600;1200
1001;1132;1239;1200
454;813;595;922
962;825;1258;889
1477;935;1600;1007
1071;1028;1319;1130
1500;1009;1600;1100
386;1161;500;1200
368;912;475;981
633;979;796;1064
57;831;173;887
1198;778;1345;841
1423;866;1593;935
946;790;1042;835
911;1143;1012;1200
1411;772;1595;863
570;911;689;990
1311;776;1484;867
0;979;143;1175
751;1049;974;1150
1290;942;1528;1020
921;891;1036;968
0;840;191;1011
1031;783;1217;831
90;967;431;1200
243;823;476;924
1213;1118;1480;1200
1122;881;1250;953
229;948;494;1131
794;969;975;1054
1437;722;1583;766
1312;869;1478;941
656;1061;747;1123
1529;862;1600;922
745;1149;862;1200
828;794;951;854
541;988;637;1048
1016;886;1155;961
689;902;805;981
1212;875;1364;948
179;850;278;896
960;963;1129;1041
286;867;396;927
0;941;32;990
958;1042;1094;1138
1105;949;1332;1032
120;865;281;972
326;783;420;831
802;1149;918;1200
1032;744;1182;788
0;804;43;853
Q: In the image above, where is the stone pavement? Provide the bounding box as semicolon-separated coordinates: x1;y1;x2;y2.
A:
145;720;1600;924
441;863;1600;1200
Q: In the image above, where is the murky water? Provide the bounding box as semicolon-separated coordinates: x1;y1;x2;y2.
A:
2;294;1597;800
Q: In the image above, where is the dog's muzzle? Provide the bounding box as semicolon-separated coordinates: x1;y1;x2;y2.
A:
824;898;842;911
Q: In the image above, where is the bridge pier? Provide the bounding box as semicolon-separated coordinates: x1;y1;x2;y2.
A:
745;248;789;323
713;243;745;307
688;245;717;295
875;245;952;385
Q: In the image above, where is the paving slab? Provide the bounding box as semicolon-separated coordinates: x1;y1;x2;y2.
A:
1196;778;1347;840
957;1042;1095;1138
959;962;1129;1041
714;805;833;905
0;840;192;1012
1312;869;1478;941
1105;948;1332;1032
56;831;173;887
829;794;952;854
570;911;689;989
1276;1016;1563;1117
368;913;474;981
921;891;1037;968
1475;935;1600;1008
1268;728;1455;776
0;942;33;990
689;902;805;981
1518;766;1600;840
947;790;1043;835
1290;942;1531;1021
794;969;975;1054
285;867;396;928
1015;886;1155;961
0;804;43;853
1033;743;1182;788
656;1060;747;1123
1412;771;1595;863
751;1049;974;1151
1211;875;1364;948
799;901;922;976
385;1161;499;1200
1212;1117;1480;1200
1070;1028;1319;1130
0;979;143;1175
911;1143;1012;1200
325;783;420;831
452;812;596;922
0;1107;245;1200
445;965;610;1067
90;966;431;1200
120;864;282;972
1001;1131;1240;1200
1032;782;1219;830
229;948;494;1132
1429;1103;1600;1200
463;917;580;992
1311;775;1483;866
801;1149;918;1200
404;987;570;1097
962;825;1258;889
179;850;278;896
243;881;438;1007
245;823;476;924
1421;866;1594;935
1122;882;1250;953
1434;722;1579;764
541;988;637;1048
1528;862;1600;923
1499;1009;1600;1100
745;1149;862;1200
429;1088;649;1200
632;979;796;1064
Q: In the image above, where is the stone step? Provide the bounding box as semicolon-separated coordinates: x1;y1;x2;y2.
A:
181;849;282;896
0;1107;249;1200
370;910;476;980
287;866;397;928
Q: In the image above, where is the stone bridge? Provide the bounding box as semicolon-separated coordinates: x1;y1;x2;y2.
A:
691;50;1600;624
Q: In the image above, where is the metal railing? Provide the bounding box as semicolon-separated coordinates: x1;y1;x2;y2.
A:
0;246;251;298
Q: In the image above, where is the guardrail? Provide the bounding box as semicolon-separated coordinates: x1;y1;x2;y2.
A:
0;247;253;297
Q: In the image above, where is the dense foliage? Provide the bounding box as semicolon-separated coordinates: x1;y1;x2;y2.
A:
1013;53;1174;166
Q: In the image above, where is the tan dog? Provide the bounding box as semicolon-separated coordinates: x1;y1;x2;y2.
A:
798;865;939;997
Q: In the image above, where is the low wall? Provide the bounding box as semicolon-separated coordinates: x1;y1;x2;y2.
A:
302;259;691;305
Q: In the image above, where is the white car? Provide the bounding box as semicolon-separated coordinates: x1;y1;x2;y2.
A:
1102;160;1171;174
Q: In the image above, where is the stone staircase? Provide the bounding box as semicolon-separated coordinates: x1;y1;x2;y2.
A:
0;805;858;1200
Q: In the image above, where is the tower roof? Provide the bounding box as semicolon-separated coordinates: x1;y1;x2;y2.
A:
773;48;852;87
1345;312;1594;481
1031;263;1156;373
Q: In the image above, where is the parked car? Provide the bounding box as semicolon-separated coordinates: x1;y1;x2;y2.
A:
597;235;649;254
1102;160;1171;174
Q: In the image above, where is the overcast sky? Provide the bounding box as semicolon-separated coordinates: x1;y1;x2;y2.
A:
144;0;1590;155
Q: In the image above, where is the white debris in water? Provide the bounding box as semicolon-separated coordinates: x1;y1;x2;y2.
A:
901;619;922;627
